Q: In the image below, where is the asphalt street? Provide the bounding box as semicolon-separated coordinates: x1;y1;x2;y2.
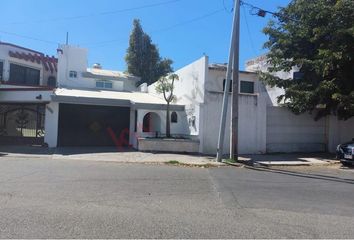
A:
0;157;354;238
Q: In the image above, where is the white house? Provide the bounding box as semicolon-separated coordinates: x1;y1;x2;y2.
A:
0;42;56;145
148;56;267;154
148;55;354;154
1;41;353;155
0;43;185;149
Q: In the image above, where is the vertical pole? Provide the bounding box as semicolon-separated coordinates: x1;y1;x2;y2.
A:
216;0;240;162
230;1;240;160
66;32;69;45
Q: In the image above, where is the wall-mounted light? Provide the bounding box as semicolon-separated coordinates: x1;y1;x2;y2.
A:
35;94;42;100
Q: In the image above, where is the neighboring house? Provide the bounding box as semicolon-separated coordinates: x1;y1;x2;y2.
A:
245;55;354;153
0;42;57;145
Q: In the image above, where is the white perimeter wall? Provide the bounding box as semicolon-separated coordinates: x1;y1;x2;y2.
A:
130;109;189;148
0;89;52;102
328;116;354;153
266;107;326;153
44;102;59;147
202;93;267;155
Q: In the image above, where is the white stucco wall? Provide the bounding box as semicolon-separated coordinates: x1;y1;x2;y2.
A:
44;101;59;147
57;45;137;91
130;109;188;148
245;55;302;107
328;116;354;153
200;67;267;155
266;107;327;153
0;88;52;103
148;56;208;138
202;93;267;155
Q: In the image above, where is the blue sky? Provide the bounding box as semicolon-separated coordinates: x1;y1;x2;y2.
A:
0;0;290;71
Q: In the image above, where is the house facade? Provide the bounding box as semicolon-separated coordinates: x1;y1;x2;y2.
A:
0;42;57;145
148;56;266;154
148;55;354;154
0;43;185;149
1;41;352;155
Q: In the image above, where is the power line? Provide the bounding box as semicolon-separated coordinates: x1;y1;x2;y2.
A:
0;5;223;48
241;5;257;56
152;8;224;33
85;8;224;48
223;0;233;13
0;29;59;45
240;0;299;22
4;0;183;26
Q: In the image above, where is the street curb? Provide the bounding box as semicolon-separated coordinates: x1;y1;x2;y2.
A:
222;161;244;167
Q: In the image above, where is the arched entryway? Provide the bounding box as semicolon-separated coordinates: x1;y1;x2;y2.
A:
143;112;161;133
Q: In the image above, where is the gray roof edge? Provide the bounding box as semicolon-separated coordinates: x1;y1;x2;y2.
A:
51;95;185;111
131;102;185;111
51;95;131;107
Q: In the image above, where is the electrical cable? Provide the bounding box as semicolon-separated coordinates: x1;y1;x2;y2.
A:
242;5;257;56
4;0;183;26
240;0;299;22
0;29;59;45
86;8;224;48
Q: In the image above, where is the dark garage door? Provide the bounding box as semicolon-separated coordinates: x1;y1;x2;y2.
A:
58;103;130;147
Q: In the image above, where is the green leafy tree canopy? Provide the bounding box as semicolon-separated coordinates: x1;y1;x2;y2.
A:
125;19;173;86
261;0;354;120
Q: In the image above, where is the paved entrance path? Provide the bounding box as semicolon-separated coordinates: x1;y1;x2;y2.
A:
0;157;353;238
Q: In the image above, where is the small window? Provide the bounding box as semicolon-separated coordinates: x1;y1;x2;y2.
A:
222;80;255;94
104;81;113;89
0;61;3;81
69;71;77;78
9;63;40;85
96;80;113;89
96;81;104;88
0;62;4;81
47;76;57;87
222;79;232;92
171;112;178;123
240;81;254;94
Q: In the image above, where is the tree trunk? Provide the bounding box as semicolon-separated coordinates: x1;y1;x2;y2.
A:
166;102;171;138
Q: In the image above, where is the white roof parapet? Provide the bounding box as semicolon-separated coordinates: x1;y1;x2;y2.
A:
52;88;184;111
83;68;139;81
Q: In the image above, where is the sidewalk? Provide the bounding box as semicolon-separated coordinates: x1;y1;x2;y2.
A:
0;146;224;167
237;153;338;167
0;146;338;167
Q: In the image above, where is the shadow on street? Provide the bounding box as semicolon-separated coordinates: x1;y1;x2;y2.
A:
247;166;354;185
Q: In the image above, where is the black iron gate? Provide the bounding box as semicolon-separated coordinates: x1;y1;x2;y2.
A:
0;103;45;145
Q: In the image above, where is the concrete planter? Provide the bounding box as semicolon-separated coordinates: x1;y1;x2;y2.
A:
138;138;200;153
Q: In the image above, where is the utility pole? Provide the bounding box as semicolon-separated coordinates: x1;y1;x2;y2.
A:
230;0;240;160
216;0;240;162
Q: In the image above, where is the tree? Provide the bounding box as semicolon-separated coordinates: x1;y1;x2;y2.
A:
125;19;173;86
261;0;354;120
155;73;179;138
